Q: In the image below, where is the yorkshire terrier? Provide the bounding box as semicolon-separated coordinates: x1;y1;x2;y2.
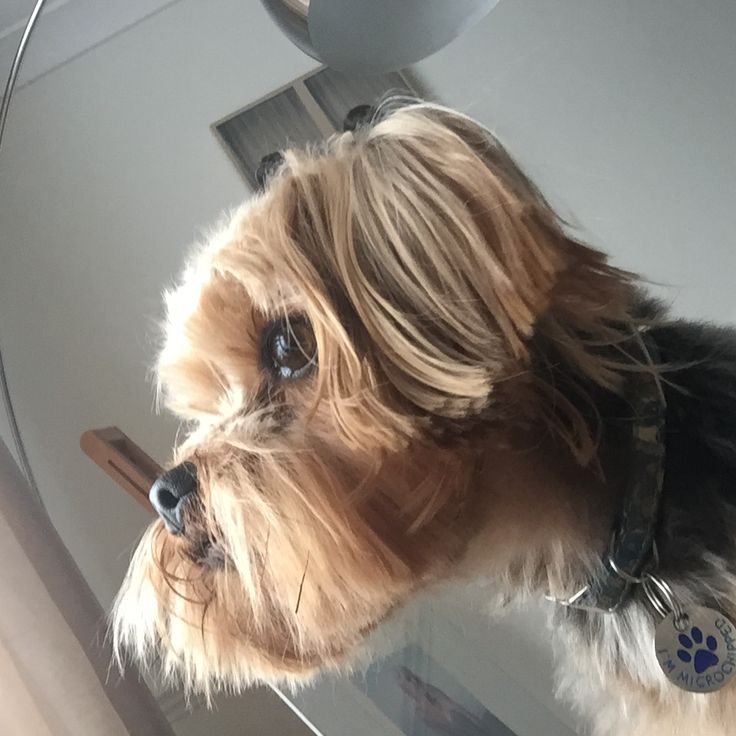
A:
114;101;736;736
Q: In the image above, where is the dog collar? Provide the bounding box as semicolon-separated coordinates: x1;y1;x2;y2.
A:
552;335;666;613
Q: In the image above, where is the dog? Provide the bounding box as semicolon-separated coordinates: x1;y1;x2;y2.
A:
113;101;736;735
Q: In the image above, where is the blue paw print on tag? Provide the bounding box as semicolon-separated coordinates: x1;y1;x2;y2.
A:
677;626;719;674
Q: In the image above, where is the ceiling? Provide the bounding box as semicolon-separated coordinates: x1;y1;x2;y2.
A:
0;0;46;33
0;0;179;86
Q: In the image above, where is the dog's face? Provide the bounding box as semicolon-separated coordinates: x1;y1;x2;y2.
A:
114;103;632;694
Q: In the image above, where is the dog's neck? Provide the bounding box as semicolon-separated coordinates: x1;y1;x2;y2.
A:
459;429;622;601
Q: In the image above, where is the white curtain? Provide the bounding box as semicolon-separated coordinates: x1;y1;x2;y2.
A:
0;439;173;736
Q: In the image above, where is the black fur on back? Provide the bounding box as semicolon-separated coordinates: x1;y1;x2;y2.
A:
652;319;736;582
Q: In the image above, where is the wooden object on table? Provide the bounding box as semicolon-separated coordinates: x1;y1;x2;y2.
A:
80;427;160;514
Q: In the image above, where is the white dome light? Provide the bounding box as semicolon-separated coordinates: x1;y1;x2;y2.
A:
261;0;499;74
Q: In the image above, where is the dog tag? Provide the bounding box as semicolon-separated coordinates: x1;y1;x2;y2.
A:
655;607;736;693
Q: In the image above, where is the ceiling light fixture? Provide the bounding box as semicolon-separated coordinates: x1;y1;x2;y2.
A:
261;0;499;74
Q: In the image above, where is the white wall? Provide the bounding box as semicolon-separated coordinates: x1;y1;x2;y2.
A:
0;1;734;734
417;0;736;323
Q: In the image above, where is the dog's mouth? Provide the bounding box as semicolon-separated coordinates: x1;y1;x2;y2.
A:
183;535;227;569
175;505;227;569
170;497;228;569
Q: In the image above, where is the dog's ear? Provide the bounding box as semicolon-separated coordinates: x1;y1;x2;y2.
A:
342;104;375;132
255;151;285;192
320;105;570;420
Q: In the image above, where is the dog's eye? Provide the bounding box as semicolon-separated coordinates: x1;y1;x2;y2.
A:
262;316;317;380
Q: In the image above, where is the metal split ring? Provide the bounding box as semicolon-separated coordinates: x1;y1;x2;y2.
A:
642;574;689;630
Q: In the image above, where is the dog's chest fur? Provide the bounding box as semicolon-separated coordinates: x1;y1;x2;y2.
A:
554;319;736;735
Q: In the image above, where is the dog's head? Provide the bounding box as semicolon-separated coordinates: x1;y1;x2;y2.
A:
113;102;636;694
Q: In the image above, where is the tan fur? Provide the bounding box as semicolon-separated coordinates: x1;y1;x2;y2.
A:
113;101;731;733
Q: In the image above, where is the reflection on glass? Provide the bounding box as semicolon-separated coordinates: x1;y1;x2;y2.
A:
354;644;517;735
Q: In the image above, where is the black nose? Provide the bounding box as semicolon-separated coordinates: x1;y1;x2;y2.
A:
149;462;198;535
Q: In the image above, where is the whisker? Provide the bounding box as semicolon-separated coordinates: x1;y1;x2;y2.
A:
294;552;310;615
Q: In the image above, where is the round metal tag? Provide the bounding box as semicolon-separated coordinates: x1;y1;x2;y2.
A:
655;607;736;693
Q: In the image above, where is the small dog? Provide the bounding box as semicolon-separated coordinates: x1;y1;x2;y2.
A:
114;101;736;736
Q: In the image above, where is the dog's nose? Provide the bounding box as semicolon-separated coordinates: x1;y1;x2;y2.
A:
149;462;198;535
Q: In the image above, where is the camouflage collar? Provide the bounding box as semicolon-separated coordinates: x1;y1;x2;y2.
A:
554;335;666;613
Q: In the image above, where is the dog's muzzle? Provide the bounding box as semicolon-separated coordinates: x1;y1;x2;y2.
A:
149;462;198;535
